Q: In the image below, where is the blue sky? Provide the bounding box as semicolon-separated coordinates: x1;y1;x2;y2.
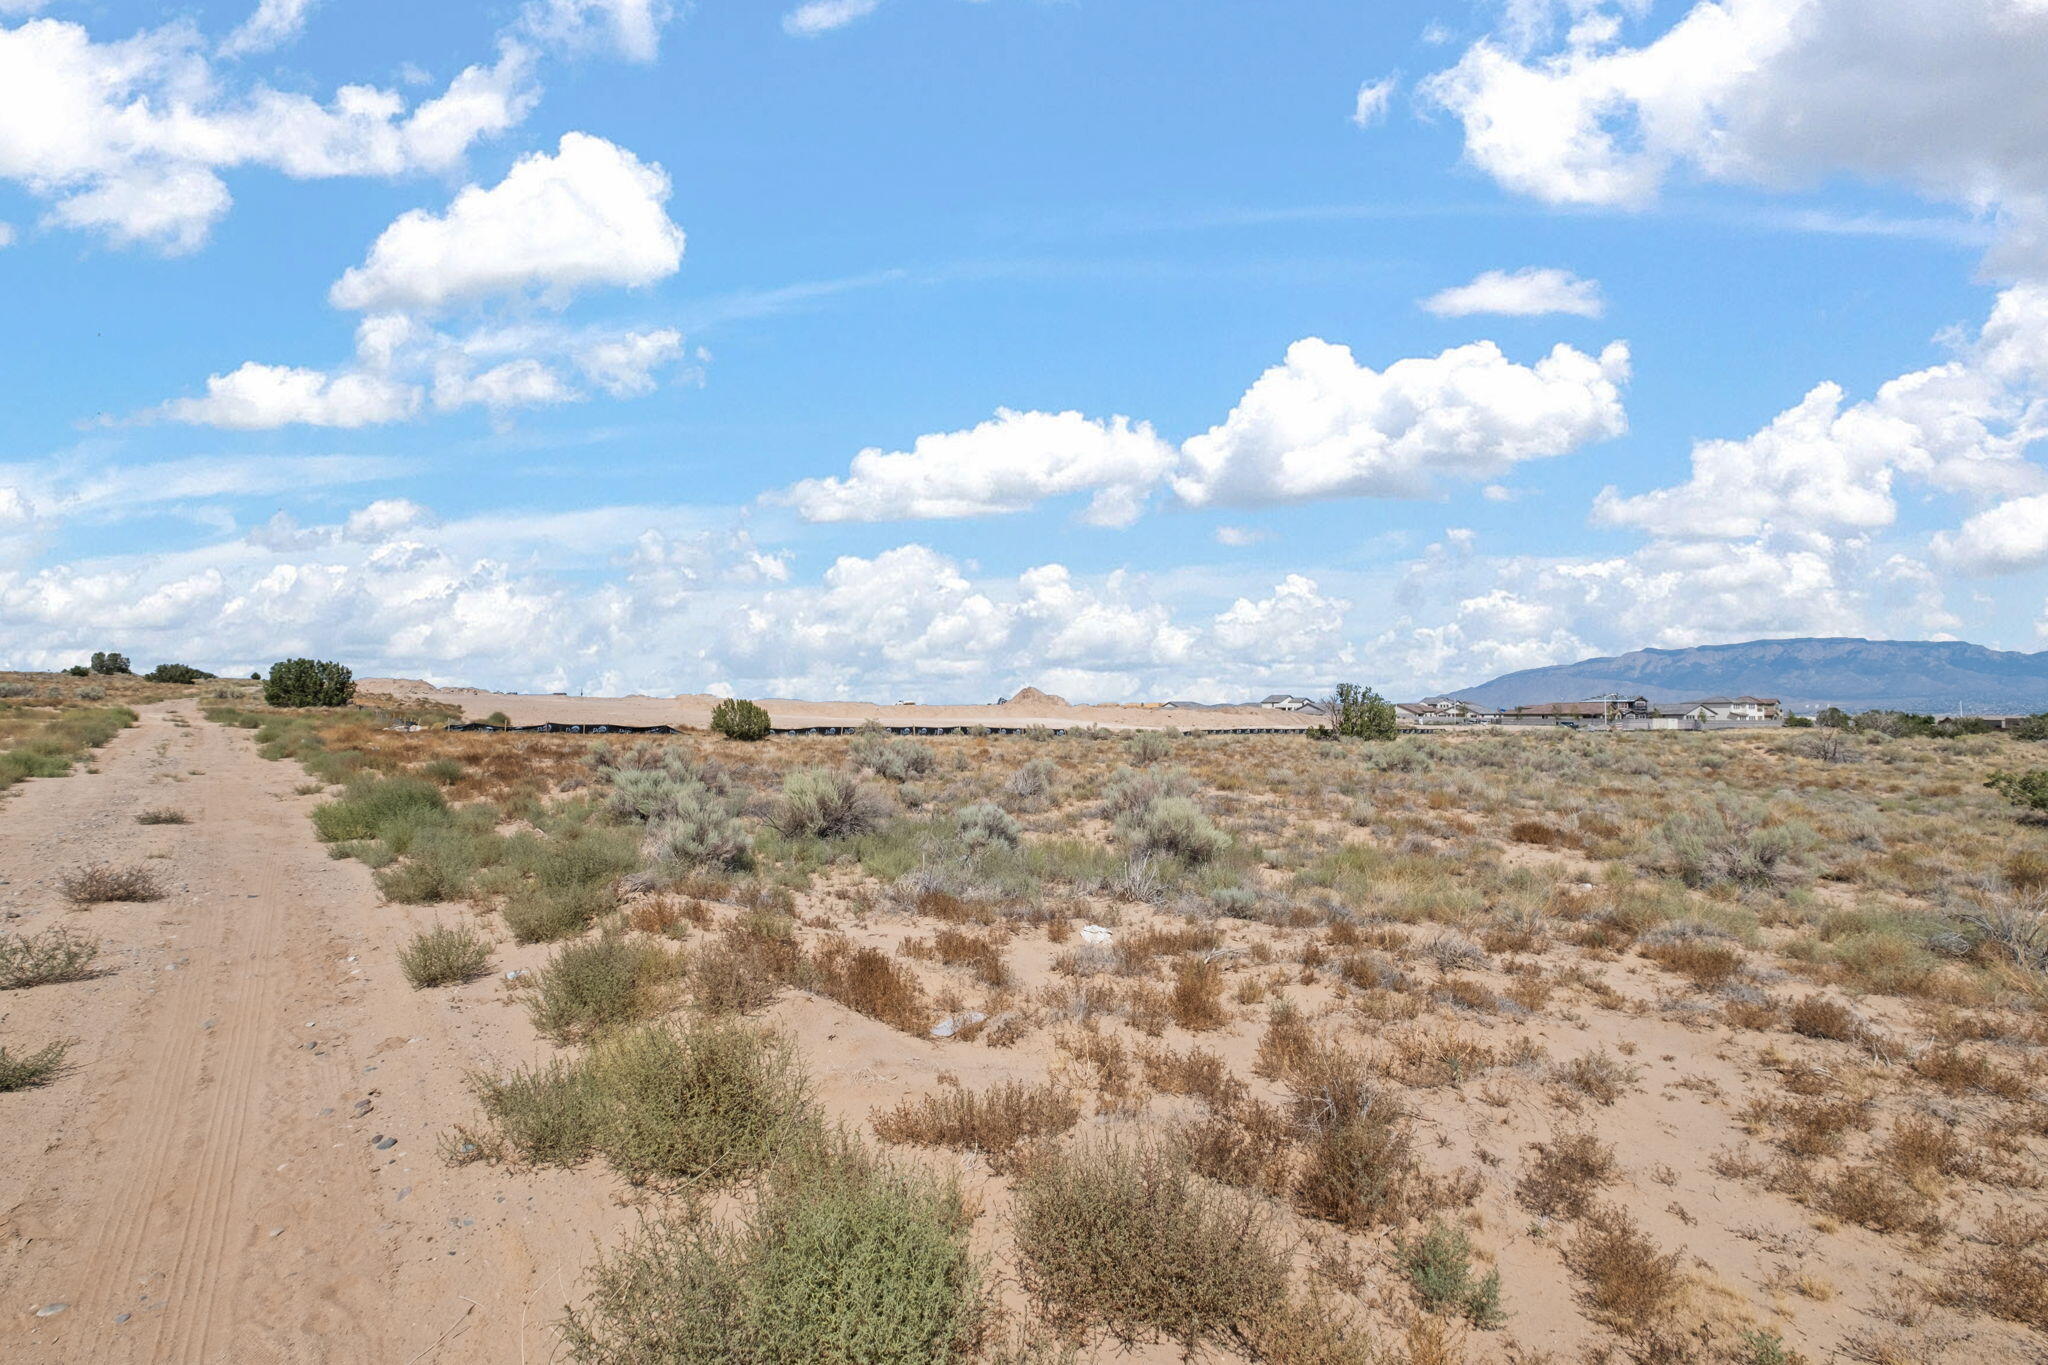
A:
4;0;2048;701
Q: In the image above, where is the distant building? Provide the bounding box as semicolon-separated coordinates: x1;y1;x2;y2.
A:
1496;694;1782;729
1260;693;1318;712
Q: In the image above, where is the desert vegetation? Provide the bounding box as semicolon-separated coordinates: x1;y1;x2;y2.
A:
202;697;2048;1363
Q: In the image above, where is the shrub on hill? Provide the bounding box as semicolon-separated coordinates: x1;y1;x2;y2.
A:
89;651;132;675
145;663;215;683
265;658;354;708
712;697;771;741
1988;770;2048;814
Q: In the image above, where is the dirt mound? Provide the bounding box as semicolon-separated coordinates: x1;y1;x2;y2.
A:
1002;686;1069;708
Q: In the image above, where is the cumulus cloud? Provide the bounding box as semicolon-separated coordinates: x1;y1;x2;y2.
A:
1594;283;2048;542
520;0;675;62
783;0;883;36
780;409;1179;528
0;17;537;252
161;363;421;429
1419;0;2048;270
163;314;685;429
1173;337;1630;508
1422;267;1604;318
1933;493;2048;575
1351;76;1397;128
330;133;685;313
219;0;317;57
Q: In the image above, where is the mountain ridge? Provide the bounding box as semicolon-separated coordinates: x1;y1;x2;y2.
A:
1445;637;2048;714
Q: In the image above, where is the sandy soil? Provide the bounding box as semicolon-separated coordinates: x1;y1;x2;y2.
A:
359;680;1311;733
0;701;633;1363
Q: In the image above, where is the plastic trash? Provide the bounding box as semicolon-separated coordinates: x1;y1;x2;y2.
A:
1079;924;1113;945
930;1010;987;1039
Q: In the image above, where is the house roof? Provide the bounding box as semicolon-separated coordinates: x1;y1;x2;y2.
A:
1260;693;1303;705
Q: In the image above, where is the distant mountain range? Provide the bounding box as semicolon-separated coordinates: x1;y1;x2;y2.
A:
1445;638;2048;715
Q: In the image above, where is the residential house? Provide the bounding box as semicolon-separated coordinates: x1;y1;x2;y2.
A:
1260;693;1318;712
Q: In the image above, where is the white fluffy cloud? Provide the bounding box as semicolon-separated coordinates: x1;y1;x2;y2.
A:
0;18;537;252
1351;77;1397;128
219;0;317;57
1421;0;2048;270
780;409;1178;527
1933;494;2048;575
782;0;883;36
1173;337;1629;507
165;315;686;429
1422;267;1604;318
330;133;685;313
1594;283;2048;542
780;334;1631;524
521;0;675;62
161;362;420;429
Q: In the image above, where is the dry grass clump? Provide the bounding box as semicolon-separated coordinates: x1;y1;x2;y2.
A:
0;926;102;989
526;934;683;1041
1640;929;1746;990
469;1019;816;1188
1516;1128;1618;1219
1136;1042;1248;1110
810;937;930;1034
560;1143;982;1364
0;1038;73;1090
1177;1100;1296;1197
1786;1163;1944;1239
1939;1210;2048;1330
1563;1205;1686;1340
1288;1050;1427;1231
1168;957;1229;1031
1013;1141;1287;1354
1785;994;1867;1043
691;916;800;1014
397;923;493;988
924;926;1011;989
871;1080;1080;1171
135;807;189;825
1550;1047;1641;1106
59;863;165;905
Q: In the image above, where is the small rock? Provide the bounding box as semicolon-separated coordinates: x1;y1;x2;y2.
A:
114;1313;131;1324
201;1019;217;1031
375;1137;397;1150
268;1227;285;1238
35;1303;68;1318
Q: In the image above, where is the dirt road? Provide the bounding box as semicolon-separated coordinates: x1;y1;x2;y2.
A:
0;701;624;1363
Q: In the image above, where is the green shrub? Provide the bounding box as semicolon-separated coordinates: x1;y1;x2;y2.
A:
313;775;448;844
0;927;102;990
1013;1142;1287;1354
712;698;772;741
1988;769;2048;813
1125;730;1174;764
145;663;214;683
956;802;1020;849
89;650;132;675
1329;683;1397;740
496;826;640;942
1647;799;1814;890
852;731;935;782
1121;796;1228;864
0;1039;72;1090
264;657;355;708
771;769;891;840
398;923;494;987
472;1019;817;1187
1397;1221;1503;1328
528;935;682;1042
562;1144;981;1364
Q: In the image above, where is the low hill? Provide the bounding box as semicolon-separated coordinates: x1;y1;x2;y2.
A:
1447;637;2048;714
